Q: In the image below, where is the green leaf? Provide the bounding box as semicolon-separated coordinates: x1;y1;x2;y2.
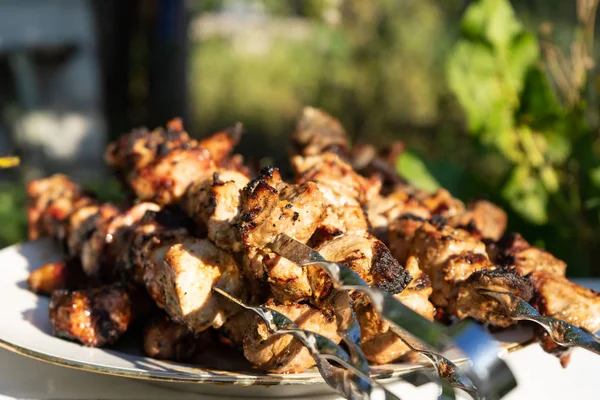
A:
519;67;564;125
590;166;600;188
461;0;522;48
502;165;549;224
506;32;539;94
396;150;440;193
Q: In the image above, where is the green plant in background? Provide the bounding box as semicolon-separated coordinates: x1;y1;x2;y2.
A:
441;0;600;275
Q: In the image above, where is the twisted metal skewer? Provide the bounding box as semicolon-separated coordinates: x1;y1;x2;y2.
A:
479;289;600;355
268;234;516;400
213;288;400;399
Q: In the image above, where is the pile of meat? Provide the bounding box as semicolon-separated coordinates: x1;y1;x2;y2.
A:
26;108;600;372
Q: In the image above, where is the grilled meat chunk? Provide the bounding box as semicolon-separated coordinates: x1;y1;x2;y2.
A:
367;190;431;242
49;286;132;347
104;119;195;173
357;256;435;364
163;238;246;332
130;147;216;205
409;221;489;307
309;234;412;304
292;152;379;206
238;168;326;296
448;200;507;241
387;214;428;264
263;254;312;304
309;205;369;247
182;170;249;252
26;174;94;240
27;259;88;295
291;107;349;157
488;233;567;276
117;210;189;307
530;271;600;356
420;189;466;218
143;315;212;361
455;268;533;327
197;124;244;166
243;302;341;373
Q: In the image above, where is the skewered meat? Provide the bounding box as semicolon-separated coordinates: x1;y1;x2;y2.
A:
357;256;435;364
27;259;88;295
308;234;412;304
26;174;94;240
420;189;466;219
49;285;132;347
197;123;244;166
130;147;216;205
409;221;489;304
120;211;189;307
291;106;349;157
309;205;369;247
448;200;507;241
292;152;379;206
143;315;213;361
163;238;246;332
104;119;195;173
455;268;533;327
243;301;342;373
182;170;249;252
530;271;600;356
367;190;431;242
387;214;428;264
238;167;327;297
487;233;567;276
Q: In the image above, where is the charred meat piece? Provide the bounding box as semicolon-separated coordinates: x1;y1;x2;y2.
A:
27;259;88;295
530;271;600;356
238;168;326;296
291;107;349;157
367;190;431;242
387;214;428;264
143;315;212;361
292;152;380;206
26;174;94;240
104;119;195;173
243;301;341;373
448;200;507;241
182;170;249;252
455;268;533;327
130;147;216;205
308;234;412;304
421;189;466;219
263;254;312;304
163;238;246;333
409;221;488;283
357;256;435;364
49;285;132;347
309;205;369;247
488;233;567;276
93;202;162;280
197;123;244;166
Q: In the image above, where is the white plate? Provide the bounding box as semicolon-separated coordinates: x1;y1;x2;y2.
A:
0;239;532;397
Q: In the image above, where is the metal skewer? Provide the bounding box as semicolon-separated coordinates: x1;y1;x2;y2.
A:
213;288;401;400
268;233;516;400
479;289;600;355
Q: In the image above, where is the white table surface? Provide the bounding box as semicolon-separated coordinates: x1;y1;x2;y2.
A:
2;279;599;400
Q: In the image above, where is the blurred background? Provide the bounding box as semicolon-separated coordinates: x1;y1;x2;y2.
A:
1;0;599;277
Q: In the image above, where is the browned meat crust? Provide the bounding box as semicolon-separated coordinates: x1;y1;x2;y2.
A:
455;268;533;327
143;315;212;361
242;302;341;373
27;259;88;295
49;286;132;347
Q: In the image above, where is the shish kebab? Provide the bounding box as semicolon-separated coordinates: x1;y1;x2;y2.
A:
24;108;600;392
25;118;508;396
